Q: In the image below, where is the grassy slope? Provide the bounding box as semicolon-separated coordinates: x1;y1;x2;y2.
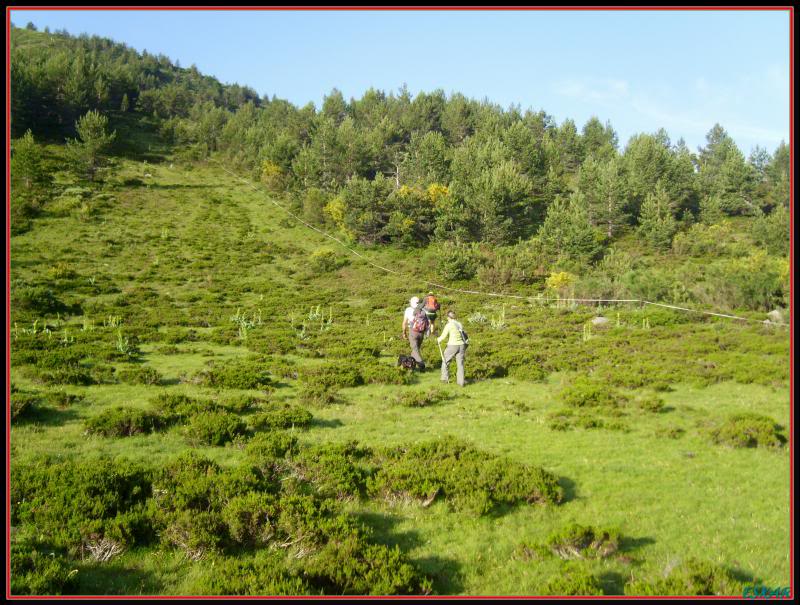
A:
9;141;790;595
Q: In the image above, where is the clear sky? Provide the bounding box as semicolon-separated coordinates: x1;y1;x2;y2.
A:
10;8;791;155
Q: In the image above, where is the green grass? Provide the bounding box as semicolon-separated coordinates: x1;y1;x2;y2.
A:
9;147;790;595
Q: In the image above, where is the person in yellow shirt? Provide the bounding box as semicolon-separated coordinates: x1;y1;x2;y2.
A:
437;310;468;387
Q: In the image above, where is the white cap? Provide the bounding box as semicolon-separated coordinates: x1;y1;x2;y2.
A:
410;296;420;306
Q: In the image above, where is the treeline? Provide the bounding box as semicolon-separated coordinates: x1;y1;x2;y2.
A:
10;24;260;138
10;24;791;311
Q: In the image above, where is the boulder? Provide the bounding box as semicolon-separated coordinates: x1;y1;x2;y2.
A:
591;316;610;327
767;309;784;324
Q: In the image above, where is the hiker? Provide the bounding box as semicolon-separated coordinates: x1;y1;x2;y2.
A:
437;309;468;387
421;291;441;335
401;296;428;370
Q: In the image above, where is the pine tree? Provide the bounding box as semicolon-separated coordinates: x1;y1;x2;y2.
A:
11;129;49;190
638;181;677;250
65;110;116;182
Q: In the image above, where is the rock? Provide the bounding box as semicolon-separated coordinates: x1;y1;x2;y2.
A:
767;309;784;324
591;316;610;327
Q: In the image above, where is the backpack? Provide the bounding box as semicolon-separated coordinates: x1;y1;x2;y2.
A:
456;321;469;345
424;295;440;311
410;306;430;334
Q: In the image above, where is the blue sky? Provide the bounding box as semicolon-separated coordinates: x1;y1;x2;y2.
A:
10;8;791;155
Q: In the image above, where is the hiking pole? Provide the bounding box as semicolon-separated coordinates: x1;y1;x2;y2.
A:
437;340;445;362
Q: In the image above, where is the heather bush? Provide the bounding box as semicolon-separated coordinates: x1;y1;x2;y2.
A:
544;523;620;559
185;411;247;446
250;402;313;431
561;376;626;408
117;365;163;386
625;558;743;595
367;437;563;514
11;456;154;551
85;406;162;437
710;413;785;449
10;539;79;596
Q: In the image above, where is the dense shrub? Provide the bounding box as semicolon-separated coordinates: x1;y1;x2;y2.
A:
86;406;162;437
11;456;154;551
45;390;84;408
35;367;94;386
367;437;563;514
292;442;374;500
360;363;414;385
10;539;79;596
117;365;163;386
625;558;743;595
635;393;666;413
561;376;626;408
14;286;66;315
391;388;452;408
185;411;247;446
250;403;313;431
11;390;40;420
150;392;219;424
298;362;363;390
195;358;273;390
221;394;265;413
303;534;429;595
221;492;279;546
710;413;786;449
246;431;299;463
191;553;315;595
539;565;605;596
544;523;620;559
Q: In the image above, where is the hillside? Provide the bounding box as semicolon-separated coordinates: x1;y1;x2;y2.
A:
8;24;791;597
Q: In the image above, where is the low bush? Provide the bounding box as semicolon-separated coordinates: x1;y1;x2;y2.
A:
710;413;786;449
293;442;374;500
544;523;620;559
539;565;605;596
246;431;299;462
35;367;94;386
86;406;162;437
361;363;414;385
298;383;341;407
44;390;84;408
11;456;154;551
625;558;743;595
561;376;626;408
191;552;315;595
636;394;666;413
250;403;313;430
221;394;265;413
185;411;247;446
150;392;219;424
195;358;273;390
367;437;563;515
302;534;429;595
221;492;279;547
14;286;66;315
10;539;79;596
11;391;40;420
117;365;163;386
390;388;452;408
298;362;363;390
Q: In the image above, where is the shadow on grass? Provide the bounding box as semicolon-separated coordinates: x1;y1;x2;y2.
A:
352;510;464;595
557;475;579;504
598;570;627;595
75;558;163;595
310;418;344;429
17;405;80;427
618;536;656;553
